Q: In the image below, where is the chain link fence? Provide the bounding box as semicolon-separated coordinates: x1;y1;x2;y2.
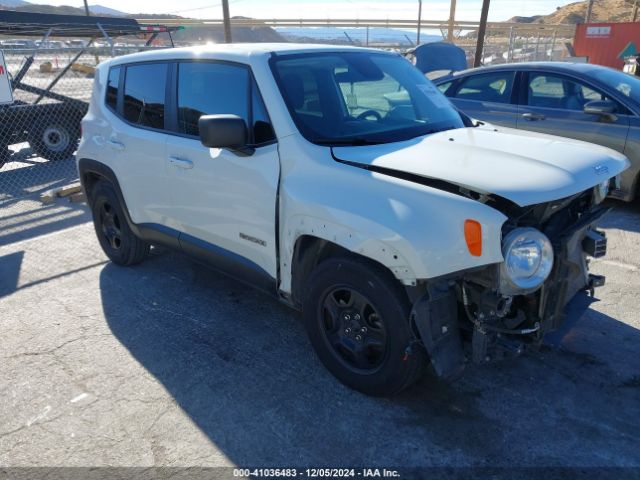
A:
0;34;165;249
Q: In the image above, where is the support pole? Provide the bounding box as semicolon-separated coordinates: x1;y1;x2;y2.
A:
222;0;232;43
633;0;639;22
585;0;594;23
447;0;457;43
549;30;557;60
83;0;90;16
416;0;422;45
474;0;490;67
507;26;515;62
97;23;114;57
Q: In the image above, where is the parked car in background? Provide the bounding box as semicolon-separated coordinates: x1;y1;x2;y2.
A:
78;45;629;396
1;39;36;49
434;62;640;202
66;39;88;48
34;40;65;49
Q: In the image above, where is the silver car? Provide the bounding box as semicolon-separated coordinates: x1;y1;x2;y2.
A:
434;62;640;202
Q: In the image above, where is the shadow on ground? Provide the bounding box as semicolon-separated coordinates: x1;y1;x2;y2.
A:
601;199;640;233
0;154;91;247
99;249;640;468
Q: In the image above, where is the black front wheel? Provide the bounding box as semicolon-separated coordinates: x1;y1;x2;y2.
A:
303;257;424;396
90;181;149;266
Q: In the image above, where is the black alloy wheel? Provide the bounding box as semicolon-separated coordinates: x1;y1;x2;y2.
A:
99;200;123;251
319;287;389;373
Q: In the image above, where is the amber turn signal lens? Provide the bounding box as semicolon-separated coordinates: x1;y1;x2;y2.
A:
464;220;482;257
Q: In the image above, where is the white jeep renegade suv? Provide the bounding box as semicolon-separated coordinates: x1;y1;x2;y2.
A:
78;44;629;396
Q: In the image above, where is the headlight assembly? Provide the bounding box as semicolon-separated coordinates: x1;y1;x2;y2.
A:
499;227;554;294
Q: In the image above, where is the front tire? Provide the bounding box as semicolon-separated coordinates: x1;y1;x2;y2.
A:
90;181;149;266
303;257;424;396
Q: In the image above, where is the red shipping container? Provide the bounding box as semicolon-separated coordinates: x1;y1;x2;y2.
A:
573;22;640;69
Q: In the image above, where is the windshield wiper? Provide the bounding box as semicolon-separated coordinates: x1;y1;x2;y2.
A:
422;126;458;135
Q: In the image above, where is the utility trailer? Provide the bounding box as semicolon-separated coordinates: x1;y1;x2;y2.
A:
0;11;179;168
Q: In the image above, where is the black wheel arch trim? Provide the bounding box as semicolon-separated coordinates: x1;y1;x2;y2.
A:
78;158;152;241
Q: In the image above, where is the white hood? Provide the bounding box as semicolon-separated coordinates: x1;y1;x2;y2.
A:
332;126;630;207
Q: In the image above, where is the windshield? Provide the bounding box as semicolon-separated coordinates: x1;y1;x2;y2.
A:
271;51;465;145
590;67;640;105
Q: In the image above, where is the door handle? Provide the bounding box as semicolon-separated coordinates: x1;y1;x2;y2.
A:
106;139;125;151
168;156;194;169
521;112;546;121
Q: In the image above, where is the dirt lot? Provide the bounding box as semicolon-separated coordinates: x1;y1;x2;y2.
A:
0;156;639;475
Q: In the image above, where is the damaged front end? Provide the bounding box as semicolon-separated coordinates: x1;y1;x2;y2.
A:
411;188;611;379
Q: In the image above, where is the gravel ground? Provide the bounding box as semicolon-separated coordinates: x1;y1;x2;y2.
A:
0;160;639;476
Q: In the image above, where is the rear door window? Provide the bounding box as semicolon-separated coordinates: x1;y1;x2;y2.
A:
454;72;515;104
123;63;168;130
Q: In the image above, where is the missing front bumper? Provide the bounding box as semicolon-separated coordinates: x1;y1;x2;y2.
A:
539;206;610;332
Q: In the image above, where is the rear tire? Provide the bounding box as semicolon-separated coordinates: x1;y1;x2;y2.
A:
303;256;424;396
90;180;149;266
28;117;79;161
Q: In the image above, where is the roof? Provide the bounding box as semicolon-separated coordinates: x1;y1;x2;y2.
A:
105;42;396;66
0;10;179;38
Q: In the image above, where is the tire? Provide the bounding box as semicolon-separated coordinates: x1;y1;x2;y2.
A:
90;180;149;266
28;117;80;161
303;256;424;396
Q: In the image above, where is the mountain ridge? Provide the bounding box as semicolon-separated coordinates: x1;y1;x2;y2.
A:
508;0;638;24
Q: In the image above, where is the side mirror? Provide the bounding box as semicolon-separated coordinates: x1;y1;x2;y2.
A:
584;100;616;119
198;114;254;156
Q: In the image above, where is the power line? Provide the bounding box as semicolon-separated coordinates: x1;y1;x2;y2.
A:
168;0;245;15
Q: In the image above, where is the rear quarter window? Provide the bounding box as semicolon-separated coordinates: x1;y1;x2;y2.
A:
105;66;120;112
436;80;453;95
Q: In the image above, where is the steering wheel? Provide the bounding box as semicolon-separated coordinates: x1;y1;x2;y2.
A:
356;109;382;121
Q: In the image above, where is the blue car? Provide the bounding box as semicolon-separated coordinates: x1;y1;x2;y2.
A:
433;62;640;202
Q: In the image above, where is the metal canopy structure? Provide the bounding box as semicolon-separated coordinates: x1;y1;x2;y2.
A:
137;16;576;36
0;10;179;38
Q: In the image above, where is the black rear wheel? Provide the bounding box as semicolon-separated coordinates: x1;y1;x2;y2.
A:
90;181;149;266
303;257;424;396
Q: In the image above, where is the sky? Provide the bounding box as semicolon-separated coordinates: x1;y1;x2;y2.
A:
23;0;574;21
